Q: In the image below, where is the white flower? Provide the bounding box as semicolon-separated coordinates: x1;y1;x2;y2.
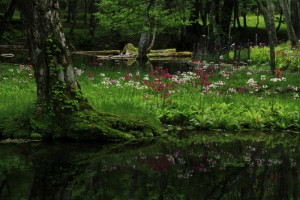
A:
270;78;280;82
75;68;84;76
246;78;256;85
228;88;237;93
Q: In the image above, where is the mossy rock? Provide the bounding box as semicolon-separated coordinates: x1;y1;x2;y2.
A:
122;43;138;56
66;110;161;141
0;110;161;141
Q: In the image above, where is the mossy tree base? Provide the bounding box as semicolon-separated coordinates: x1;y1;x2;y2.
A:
0;110;161;141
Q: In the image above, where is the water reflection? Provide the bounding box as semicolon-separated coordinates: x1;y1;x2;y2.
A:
72;55;192;74
0;132;299;200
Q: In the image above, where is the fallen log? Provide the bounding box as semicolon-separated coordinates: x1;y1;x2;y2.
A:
0;45;25;49
149;48;176;54
147;51;192;58
72;50;120;56
0;53;14;58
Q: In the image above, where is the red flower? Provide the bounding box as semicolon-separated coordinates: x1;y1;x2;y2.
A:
274;69;282;78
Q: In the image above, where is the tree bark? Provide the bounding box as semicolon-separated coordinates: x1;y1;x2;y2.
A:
147;27;157;52
221;0;235;38
19;0;84;117
242;1;247;28
208;1;222;58
279;0;299;46
291;0;300;38
89;0;97;36
137;32;150;62
257;0;277;73
276;9;283;32
233;0;241;29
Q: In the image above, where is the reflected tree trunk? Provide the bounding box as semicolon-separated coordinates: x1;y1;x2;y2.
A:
275;146;290;200
128;168;139;199
292;161;298;200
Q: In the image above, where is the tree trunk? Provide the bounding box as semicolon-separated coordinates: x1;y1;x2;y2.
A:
89;0;97;37
208;1;222;58
147;27;157;52
200;1;209;33
242;1;247;28
257;0;277;73
137;32;150;62
0;0;17;42
19;0;84;117
279;0;299;46
233;0;241;29
221;0;235;38
84;0;88;24
291;0;300;38
276;9;283;32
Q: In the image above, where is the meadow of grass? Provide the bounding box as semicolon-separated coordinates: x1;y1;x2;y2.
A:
229;43;300;72
1;43;299;134
2;59;299;135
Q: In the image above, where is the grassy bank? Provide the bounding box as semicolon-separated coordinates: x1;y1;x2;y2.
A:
0;50;299;139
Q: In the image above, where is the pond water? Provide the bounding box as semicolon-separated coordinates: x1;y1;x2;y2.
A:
0;132;299;200
72;55;193;74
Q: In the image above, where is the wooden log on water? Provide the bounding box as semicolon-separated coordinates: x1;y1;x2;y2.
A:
96;55;110;59
149;48;177;54
72;50;120;56
0;45;25;49
96;55;136;60
147;51;192;58
0;53;14;58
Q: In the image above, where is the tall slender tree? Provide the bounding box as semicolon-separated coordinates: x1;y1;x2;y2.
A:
257;0;277;73
279;0;298;47
291;0;300;38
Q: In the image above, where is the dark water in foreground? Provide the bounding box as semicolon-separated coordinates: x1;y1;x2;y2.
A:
0;132;299;200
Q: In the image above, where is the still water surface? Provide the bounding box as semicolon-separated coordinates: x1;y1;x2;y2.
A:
0;132;299;200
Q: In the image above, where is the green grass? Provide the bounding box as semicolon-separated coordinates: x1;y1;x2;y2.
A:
0;64;36;119
228;42;300;71
1;47;299;133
